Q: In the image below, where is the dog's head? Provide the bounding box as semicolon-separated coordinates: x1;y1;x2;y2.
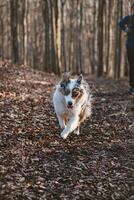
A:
59;73;85;109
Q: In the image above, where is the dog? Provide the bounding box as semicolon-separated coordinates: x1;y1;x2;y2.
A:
53;73;92;139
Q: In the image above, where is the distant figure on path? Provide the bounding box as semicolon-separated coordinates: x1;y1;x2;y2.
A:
119;3;134;94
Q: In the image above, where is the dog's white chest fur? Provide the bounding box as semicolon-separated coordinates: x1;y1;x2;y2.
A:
53;74;92;139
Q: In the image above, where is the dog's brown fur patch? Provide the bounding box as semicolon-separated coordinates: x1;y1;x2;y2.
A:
72;88;83;104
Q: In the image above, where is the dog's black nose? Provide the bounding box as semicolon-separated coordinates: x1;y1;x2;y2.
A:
68;101;72;106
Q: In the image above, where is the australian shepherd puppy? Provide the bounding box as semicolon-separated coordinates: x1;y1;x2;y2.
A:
53;73;92;139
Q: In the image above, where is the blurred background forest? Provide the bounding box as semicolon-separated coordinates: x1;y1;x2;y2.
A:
0;0;133;78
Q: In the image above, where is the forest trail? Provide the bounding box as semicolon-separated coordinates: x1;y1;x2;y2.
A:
0;62;134;200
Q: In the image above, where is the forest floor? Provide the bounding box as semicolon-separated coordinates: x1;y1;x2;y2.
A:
0;61;134;200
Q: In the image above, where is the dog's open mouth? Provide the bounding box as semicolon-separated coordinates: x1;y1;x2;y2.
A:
67;105;73;109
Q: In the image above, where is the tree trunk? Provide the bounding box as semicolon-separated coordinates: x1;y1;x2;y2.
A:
10;0;19;63
97;0;104;77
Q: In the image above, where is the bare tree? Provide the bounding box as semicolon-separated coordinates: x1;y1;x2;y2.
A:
97;0;104;77
0;0;132;78
10;0;19;63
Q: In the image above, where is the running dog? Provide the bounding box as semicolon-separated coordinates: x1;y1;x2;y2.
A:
53;73;92;139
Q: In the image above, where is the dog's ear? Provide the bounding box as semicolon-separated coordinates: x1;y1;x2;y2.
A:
77;74;83;84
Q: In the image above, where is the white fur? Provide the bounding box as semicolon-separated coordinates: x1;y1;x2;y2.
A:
53;75;92;139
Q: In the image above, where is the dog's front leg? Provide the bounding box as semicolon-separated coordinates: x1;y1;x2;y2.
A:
60;116;79;139
57;114;66;129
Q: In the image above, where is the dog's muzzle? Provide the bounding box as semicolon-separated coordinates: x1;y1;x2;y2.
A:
67;101;73;109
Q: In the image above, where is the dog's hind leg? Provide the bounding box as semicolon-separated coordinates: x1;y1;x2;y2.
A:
63;116;68;126
73;127;80;135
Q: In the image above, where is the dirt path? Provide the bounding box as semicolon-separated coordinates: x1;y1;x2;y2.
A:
0;63;134;200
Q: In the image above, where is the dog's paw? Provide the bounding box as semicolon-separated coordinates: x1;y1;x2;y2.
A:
60;131;68;139
74;128;80;135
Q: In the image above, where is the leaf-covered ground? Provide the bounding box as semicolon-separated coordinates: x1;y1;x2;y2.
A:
0;61;134;200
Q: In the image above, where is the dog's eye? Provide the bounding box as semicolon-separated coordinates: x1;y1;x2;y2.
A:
60;83;65;88
72;91;79;98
